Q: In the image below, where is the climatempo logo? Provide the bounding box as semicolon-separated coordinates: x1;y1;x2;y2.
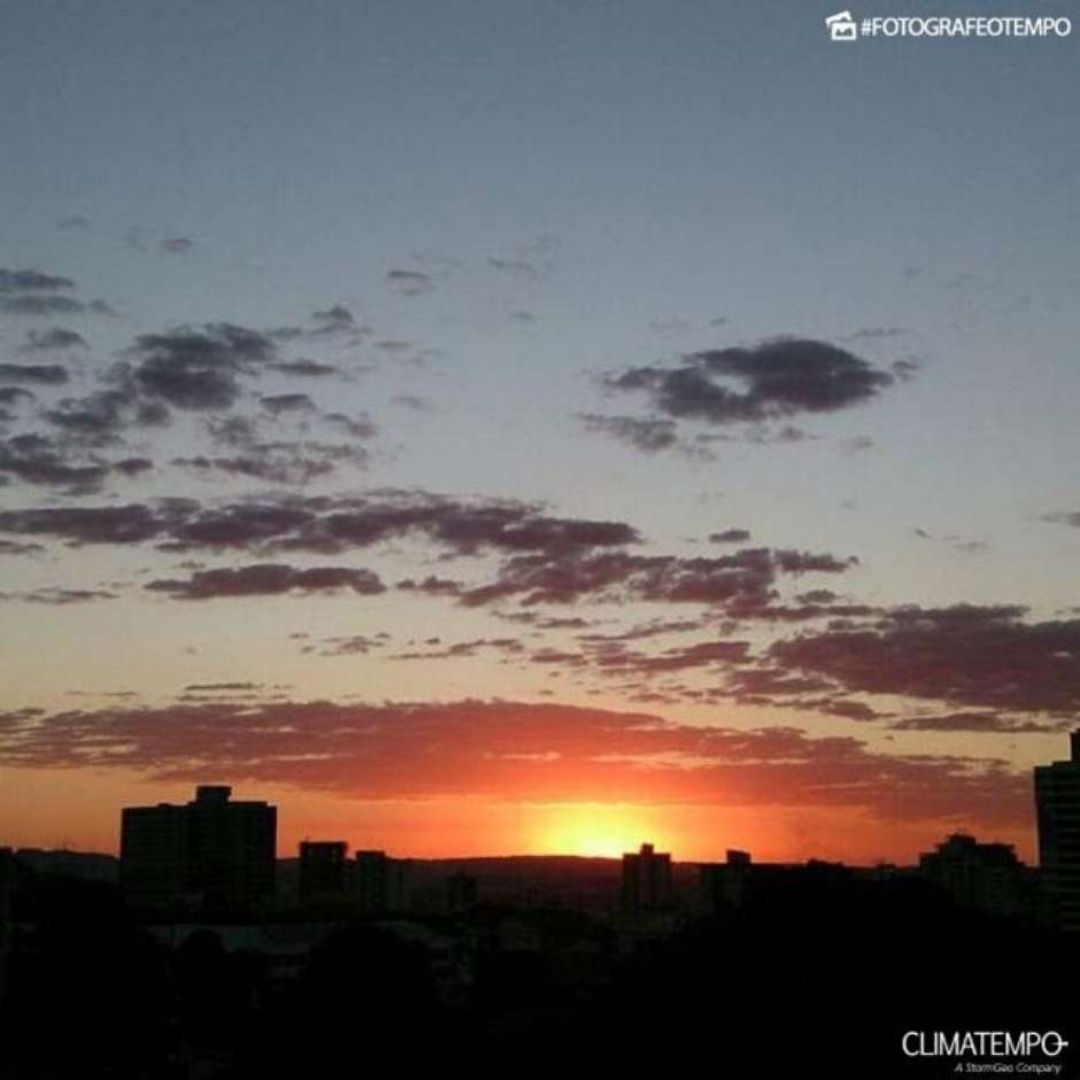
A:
902;1030;1069;1065
824;10;1072;40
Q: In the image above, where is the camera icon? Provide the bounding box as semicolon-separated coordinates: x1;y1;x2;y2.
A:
825;11;859;41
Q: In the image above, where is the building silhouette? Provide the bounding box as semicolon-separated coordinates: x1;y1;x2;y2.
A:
918;833;1025;915
621;843;673;914
298;841;348;905
354;850;412;914
121;785;276;911
1035;730;1080;932
699;849;752;912
443;870;477;914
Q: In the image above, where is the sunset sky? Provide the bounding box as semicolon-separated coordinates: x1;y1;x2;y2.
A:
2;0;1078;865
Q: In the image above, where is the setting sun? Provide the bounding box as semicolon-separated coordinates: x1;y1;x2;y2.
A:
533;804;670;858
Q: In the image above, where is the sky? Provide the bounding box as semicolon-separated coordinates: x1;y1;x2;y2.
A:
1;0;1078;864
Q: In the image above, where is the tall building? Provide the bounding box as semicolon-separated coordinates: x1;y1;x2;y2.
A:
918;833;1025;915
353;850;411;914
621;842;673;914
699;848;752;912
1035;731;1080;932
120;785;276;911
299;841;349;905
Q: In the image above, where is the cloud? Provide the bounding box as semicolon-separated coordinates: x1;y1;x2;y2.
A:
844;327;906;342
0;388;35;406
121;322;277;411
0;587;116;605
0;363;70;385
310;305;360;338
385;269;434;296
17;328;87;353
1043;510;1080;529
0;435;112;493
583;638;751;675
0;491;640;561
0;503;176;545
889;712;1060;734
0;269;75;293
397;575;464;597
0;539;43;555
43;389;167;447
0;697;1033;827
260;393;315;416
710;529;752;544
580;413;678;453
0;295;85;316
145;563;386;600
159;237;194;254
0;434;148;494
487;257;539;276
604;338;897;429
177;411;376;482
314;633;392;656
322;413;377;439
392;636;525;661
391;394;433;412
770;604;1080;714
458;546;855;609
175;443;368;485
269;359;341;378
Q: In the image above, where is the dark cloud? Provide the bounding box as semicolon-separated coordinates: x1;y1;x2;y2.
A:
0;496;642;592
889;712;1060;734
0;363;69;385
580;413;678;453
310;305;359;336
710;529;752;544
459;546;854;609
260;393;314;416
578;618;709;643
314;633;391;656
17;328;87;353
585;639;751;675
0;435;120;493
176;442;368;485
0;295;84;316
1043;510;1080;529
604;338;896;428
391;394;433;412
771;605;1080;714
385;269;434;296
844;327;905;342
487;258;539;276
0;587;116;605
891;358;921;382
269;359;340;378
397;575;464;597
322;413;377;439
0;503;179;545
0;388;35;406
0;269;75;293
122;322;277;411
146;563;386;600
392;637;525;660
0;539;43;555
43;389;166;447
159;237;194;254
0;698;1032;828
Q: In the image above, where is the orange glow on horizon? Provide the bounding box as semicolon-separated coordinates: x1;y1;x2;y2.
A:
531;803;677;858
